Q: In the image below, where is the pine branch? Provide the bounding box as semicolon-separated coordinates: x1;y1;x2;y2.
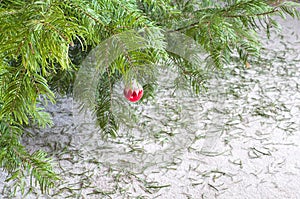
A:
0;122;59;196
0;66;54;126
95;71;119;138
168;53;207;94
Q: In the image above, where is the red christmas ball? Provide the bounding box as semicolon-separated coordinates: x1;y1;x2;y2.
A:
123;79;143;102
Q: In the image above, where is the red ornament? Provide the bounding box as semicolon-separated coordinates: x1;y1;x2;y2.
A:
123;79;143;102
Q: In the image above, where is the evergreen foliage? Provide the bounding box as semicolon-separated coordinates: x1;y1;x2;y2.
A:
0;0;299;195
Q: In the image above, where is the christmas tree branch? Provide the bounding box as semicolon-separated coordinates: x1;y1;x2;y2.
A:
0;122;59;195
